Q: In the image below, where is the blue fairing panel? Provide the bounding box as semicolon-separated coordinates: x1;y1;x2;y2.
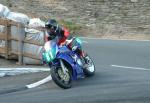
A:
57;52;84;80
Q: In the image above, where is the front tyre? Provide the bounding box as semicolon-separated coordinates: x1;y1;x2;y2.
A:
83;55;95;77
50;66;72;89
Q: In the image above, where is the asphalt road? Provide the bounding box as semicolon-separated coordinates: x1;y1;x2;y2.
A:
0;38;150;103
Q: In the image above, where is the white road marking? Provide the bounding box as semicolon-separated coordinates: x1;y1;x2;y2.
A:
111;65;150;71
0;68;50;77
26;75;52;89
0;68;50;71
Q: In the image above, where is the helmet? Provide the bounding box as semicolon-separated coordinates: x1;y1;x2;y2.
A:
45;19;58;29
45;19;59;40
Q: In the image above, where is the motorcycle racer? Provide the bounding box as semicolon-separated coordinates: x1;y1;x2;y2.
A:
44;19;86;64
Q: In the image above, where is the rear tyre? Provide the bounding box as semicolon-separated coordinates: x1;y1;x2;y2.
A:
50;66;72;89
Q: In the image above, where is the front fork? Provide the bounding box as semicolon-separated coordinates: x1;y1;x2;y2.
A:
60;59;68;74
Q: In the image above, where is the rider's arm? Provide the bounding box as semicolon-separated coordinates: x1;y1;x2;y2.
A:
57;27;70;46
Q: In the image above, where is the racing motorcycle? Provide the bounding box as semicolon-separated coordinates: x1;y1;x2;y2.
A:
42;37;95;89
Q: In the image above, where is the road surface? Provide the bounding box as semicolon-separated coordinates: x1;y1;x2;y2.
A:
0;38;150;103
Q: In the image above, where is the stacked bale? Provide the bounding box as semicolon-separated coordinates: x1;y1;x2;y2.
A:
6;12;30;54
0;4;10;49
0;4;10;18
0;4;46;65
23;18;45;65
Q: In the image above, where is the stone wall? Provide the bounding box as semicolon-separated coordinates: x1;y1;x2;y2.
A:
1;0;150;37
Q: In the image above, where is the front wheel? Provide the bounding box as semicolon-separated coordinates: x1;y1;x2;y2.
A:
50;66;72;89
83;54;95;77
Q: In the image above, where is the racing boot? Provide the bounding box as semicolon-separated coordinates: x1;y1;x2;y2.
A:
79;50;89;69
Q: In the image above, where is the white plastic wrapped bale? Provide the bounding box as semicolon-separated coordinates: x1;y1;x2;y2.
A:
11;27;25;53
23;18;45;65
0;40;5;47
8;12;28;53
23;43;43;65
6;12;30;25
11;26;18;53
11;26;25;39
0;25;6;57
0;25;5;33
23;29;44;65
28;18;45;28
6;12;29;53
0;25;5;47
0;4;10;18
25;29;45;45
3;6;10;17
25;18;45;45
0;4;5;17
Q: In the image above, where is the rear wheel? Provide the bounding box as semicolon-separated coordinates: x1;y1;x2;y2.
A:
83;55;95;77
50;65;72;89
